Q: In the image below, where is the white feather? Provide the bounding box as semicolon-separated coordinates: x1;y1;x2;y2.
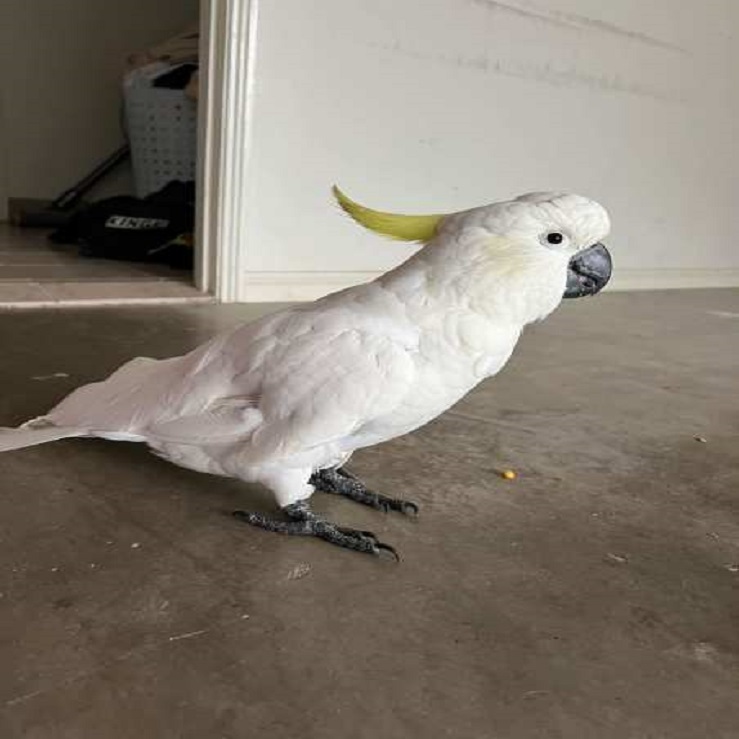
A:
0;426;86;451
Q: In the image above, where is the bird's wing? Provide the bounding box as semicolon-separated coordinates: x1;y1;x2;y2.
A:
44;352;239;435
44;288;419;463
44;355;187;432
139;311;418;466
143;396;263;444
241;326;417;466
43;318;271;435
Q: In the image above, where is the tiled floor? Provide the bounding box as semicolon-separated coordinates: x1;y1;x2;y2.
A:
0;224;209;306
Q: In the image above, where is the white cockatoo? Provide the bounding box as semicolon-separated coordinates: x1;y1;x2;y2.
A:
0;188;612;558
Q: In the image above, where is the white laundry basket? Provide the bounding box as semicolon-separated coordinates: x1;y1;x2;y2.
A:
123;64;197;198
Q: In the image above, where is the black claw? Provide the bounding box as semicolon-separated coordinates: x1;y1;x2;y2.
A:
402;501;420;516
233;503;399;559
313;467;419;518
374;542;400;562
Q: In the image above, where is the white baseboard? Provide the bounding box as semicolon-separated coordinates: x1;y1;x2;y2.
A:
237;269;739;302
607;269;739;291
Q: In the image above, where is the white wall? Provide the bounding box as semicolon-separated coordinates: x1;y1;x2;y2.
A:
0;0;199;219
226;0;739;300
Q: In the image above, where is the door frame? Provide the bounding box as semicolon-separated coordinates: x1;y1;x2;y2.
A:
195;0;258;302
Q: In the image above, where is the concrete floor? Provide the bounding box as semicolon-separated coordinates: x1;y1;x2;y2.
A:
0;289;738;739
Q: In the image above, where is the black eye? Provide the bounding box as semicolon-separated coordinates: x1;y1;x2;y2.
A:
546;232;564;245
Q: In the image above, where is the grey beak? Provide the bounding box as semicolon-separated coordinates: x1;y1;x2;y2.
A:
563;242;612;298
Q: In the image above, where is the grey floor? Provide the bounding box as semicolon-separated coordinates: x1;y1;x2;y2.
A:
0;289;738;739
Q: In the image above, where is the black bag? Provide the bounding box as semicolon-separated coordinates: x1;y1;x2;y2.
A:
49;181;195;269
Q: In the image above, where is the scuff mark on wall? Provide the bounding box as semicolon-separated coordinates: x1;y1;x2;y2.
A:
470;0;578;32
469;0;688;55
370;40;685;103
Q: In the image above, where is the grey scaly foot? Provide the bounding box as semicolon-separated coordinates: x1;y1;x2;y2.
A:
232;501;399;560
310;467;419;516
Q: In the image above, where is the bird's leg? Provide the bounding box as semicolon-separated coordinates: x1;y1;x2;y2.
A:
310;467;419;515
232;501;399;560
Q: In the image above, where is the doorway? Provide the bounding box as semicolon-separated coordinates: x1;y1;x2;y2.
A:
0;1;210;307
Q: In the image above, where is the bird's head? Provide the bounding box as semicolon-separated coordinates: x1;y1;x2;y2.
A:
334;187;612;322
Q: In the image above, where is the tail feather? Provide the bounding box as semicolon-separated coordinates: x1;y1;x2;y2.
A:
0;425;87;452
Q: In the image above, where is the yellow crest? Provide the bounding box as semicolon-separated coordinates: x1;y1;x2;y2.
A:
332;186;445;243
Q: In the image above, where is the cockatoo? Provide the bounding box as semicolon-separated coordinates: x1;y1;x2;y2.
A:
0;188;612;558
